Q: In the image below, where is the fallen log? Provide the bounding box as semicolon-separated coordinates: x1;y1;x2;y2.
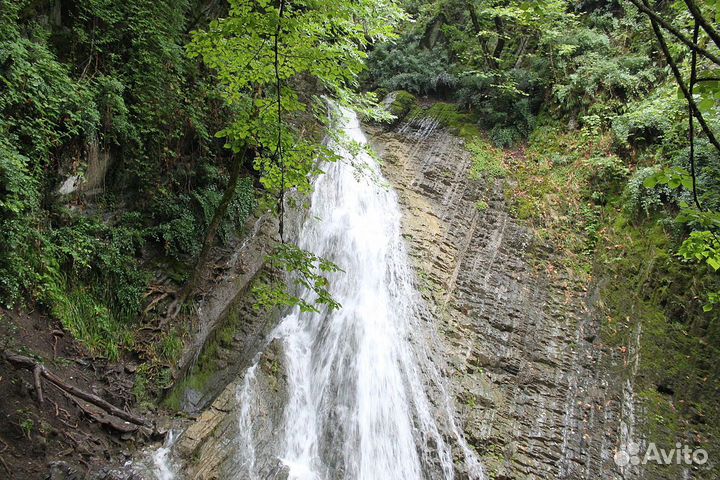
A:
2;351;149;428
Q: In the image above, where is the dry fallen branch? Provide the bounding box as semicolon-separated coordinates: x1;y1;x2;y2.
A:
33;365;44;404
3;351;149;428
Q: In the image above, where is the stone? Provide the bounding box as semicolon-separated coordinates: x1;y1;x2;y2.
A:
366;116;628;480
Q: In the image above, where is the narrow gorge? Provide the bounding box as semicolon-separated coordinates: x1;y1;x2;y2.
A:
127;105;647;480
2;2;719;479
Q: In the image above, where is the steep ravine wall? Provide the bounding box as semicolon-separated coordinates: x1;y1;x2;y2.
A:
138;116;644;480
366;118;634;480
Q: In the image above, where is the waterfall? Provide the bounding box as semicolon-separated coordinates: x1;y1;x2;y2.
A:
152;431;177;480
155;108;484;479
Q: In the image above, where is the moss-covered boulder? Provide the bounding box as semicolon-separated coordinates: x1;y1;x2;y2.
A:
385;90;417;123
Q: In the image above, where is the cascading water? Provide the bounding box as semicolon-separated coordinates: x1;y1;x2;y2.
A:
155;108;484;479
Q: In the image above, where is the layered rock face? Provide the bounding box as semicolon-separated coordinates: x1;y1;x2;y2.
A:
367;118;634;480
151;115;642;480
173;339;289;480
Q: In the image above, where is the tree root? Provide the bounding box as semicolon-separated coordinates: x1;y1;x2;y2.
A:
3;351;149;429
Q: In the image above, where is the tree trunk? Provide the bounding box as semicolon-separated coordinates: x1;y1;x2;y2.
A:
168;150;248;318
492;16;506;62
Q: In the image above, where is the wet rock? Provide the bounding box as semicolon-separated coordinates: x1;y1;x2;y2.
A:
47;461;82;480
174;339;289;479
367;118;628;480
179;389;203;413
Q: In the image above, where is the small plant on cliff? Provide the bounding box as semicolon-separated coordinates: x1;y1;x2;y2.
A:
252;243;343;314
469;139;506;180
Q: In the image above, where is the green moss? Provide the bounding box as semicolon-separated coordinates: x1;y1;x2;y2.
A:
468;139;506;180
163;368;214;412
409;102;483;140
475;200;489;211
387;90;416;121
596;214;720;474
163;304;246;412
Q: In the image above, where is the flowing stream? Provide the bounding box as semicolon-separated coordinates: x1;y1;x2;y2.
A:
155;108;484;479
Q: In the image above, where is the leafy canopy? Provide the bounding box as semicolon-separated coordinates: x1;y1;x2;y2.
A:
187;0;404;312
188;0;404;195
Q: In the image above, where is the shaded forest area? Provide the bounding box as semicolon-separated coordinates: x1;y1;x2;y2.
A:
1;0;720;477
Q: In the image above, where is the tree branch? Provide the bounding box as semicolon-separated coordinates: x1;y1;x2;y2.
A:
627;0;720;66
689;22;703;210
683;0;720;52
643;0;720;156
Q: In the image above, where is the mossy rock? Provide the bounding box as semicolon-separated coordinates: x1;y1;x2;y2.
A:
387;90;417;122
408;102;482;139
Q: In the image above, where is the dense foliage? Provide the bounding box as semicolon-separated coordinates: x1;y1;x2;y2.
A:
0;0;402;363
368;0;720;309
0;1;255;357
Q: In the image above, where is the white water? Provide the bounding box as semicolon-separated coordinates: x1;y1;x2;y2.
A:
155;108;484;479
152;431;177;480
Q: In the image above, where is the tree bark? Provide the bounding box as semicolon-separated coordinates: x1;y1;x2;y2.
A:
168;150;249;318
643;0;720;155
683;0;720;52
492;16;506;62
626;0;720;65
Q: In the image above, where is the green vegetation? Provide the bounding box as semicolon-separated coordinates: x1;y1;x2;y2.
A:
468;139;506;180
387;90;417;122
370;0;720;472
0;0;402;378
0;1;256;361
163;303;245;412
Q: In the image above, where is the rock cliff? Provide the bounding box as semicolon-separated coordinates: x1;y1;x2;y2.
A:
367;116;634;480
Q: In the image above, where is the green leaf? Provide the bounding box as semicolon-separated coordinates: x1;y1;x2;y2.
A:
707;257;720;271
681;177;694;190
699;97;716;113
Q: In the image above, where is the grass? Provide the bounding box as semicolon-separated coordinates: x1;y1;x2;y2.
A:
468;139;506;180
50;286;133;361
160;329;183;362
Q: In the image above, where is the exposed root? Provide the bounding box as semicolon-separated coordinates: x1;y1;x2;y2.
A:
33;364;44;404
3;351;149;430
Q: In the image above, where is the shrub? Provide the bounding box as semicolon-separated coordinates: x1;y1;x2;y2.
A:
612;93;684;149
150;177;255;260
624;167;674;219
365;38;457;95
586;154;629;196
